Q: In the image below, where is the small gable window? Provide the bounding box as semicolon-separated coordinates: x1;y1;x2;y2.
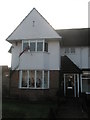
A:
65;48;75;54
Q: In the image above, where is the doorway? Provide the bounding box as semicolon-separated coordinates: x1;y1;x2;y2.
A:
63;74;79;97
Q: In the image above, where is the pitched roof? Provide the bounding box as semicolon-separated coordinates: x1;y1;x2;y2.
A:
6;8;61;42
56;28;89;47
61;55;81;73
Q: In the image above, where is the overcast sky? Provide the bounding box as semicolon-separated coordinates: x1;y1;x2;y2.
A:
0;0;89;67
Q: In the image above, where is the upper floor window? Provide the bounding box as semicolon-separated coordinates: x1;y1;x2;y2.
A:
65;48;69;53
71;48;75;53
37;42;43;51
44;42;48;52
22;40;48;52
23;41;29;51
30;42;36;51
65;48;75;54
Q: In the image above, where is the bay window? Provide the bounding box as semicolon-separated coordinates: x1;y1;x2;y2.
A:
19;70;49;89
22;40;48;52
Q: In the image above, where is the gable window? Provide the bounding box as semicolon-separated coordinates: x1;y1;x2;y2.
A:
19;70;49;89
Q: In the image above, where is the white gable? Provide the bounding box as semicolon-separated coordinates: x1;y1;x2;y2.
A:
7;8;61;42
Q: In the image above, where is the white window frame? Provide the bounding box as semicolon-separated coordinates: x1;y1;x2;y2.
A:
22;40;30;51
19;70;50;89
36;40;44;52
22;40;48;52
30;41;36;52
65;47;75;54
70;48;75;53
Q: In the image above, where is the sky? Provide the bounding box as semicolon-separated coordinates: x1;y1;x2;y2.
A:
0;0;89;67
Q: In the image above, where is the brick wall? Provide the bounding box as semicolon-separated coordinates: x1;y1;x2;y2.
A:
2;66;10;97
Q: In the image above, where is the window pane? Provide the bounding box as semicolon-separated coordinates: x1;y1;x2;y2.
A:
37;42;43;51
71;48;75;53
36;71;42;88
30;42;35;51
44;42;48;52
65;48;69;53
23;42;29;50
29;70;35;87
22;70;28;87
44;71;48;88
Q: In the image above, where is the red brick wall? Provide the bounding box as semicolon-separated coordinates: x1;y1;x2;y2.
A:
10;70;60;101
2;66;10;97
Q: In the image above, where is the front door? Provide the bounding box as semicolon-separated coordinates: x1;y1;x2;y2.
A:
63;74;79;97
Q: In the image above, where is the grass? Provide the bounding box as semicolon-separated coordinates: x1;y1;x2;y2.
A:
2;99;57;119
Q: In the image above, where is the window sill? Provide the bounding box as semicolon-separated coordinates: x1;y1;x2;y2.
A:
19;87;49;90
24;51;50;54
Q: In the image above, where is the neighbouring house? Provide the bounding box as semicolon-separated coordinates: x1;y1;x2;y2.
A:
57;29;90;97
6;8;90;100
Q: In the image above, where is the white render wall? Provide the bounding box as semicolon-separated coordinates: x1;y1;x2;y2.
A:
11;42;22;69
61;47;89;69
11;40;61;70
7;8;61;41
48;40;60;70
88;47;90;68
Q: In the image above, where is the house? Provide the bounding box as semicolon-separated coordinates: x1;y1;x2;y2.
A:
6;8;61;100
6;8;90;100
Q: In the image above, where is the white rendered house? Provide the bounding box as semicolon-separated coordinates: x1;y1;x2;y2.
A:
6;8;61;100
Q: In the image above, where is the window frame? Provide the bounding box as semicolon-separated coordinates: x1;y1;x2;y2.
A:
64;47;75;54
37;41;43;52
22;40;48;53
19;70;50;89
22;41;30;52
30;41;36;52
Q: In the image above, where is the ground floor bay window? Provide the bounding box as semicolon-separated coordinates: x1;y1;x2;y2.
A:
19;70;49;89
